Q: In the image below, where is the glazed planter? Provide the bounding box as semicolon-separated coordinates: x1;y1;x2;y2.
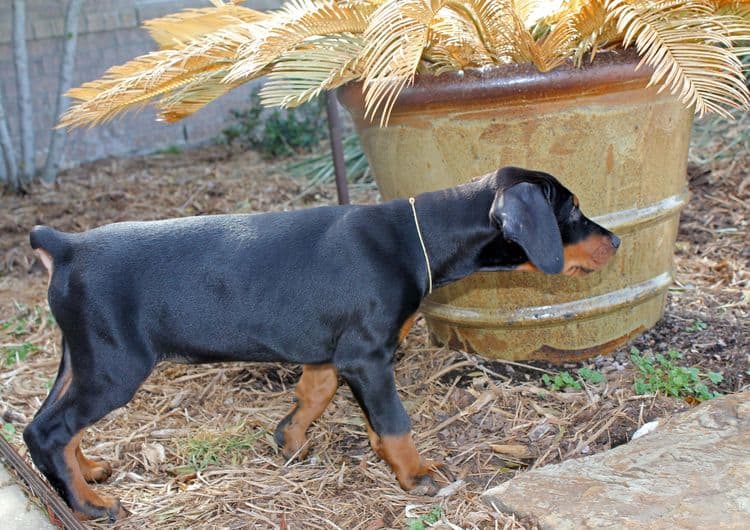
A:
338;50;692;362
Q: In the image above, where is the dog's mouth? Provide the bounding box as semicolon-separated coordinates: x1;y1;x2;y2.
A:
564;264;595;277
561;234;619;277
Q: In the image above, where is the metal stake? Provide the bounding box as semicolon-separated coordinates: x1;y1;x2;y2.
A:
325;92;350;205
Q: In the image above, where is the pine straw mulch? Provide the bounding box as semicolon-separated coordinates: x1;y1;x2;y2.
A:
0;139;748;529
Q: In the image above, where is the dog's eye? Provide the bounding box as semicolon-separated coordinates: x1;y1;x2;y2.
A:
569;203;581;220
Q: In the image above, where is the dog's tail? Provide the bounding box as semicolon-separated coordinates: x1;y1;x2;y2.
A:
30;226;69;283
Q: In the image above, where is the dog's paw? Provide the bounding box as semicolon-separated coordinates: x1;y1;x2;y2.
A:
82;460;113;483
408;474;439;496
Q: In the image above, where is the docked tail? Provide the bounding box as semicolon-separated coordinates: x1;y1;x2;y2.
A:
30;225;68;283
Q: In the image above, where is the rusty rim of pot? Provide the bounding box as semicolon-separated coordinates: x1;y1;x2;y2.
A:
338;48;654;116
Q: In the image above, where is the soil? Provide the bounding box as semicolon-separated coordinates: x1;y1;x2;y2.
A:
0;136;748;529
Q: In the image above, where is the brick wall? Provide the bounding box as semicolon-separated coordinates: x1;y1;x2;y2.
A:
0;0;282;171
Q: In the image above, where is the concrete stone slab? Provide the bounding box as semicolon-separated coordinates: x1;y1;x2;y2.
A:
483;391;750;529
0;464;54;530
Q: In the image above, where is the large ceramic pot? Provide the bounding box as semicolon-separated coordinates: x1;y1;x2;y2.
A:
338;50;692;362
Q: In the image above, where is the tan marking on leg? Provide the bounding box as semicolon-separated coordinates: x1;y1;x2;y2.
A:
75;440;112;483
34;248;54;286
365;420;384;460
56;370;72;403
398;314;418;343
281;364;338;458
377;433;437;491
64;431;125;520
54;367;112;483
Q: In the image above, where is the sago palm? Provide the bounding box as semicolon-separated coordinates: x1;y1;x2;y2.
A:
59;0;750;128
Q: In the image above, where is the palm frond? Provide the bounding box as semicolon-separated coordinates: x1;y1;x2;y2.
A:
59;26;253;128
59;0;750;129
225;0;370;83
424;2;497;71
259;35;365;107
360;0;443;125
143;3;267;49
155;68;250;122
608;0;750;117
537;9;579;70
566;0;620;65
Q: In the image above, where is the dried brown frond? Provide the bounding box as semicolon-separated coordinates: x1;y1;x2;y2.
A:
567;0;620;65
155;69;249;122
259;35;365;107
360;0;442;126
225;0;371;84
59;0;750;128
58;26;253;128
608;0;750;117
143;4;267;49
424;2;497;72
537;8;579;70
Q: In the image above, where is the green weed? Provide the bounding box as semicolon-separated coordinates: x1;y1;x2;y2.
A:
1;303;52;336
630;347;722;401
2;342;39;366
2;422;16;442
407;506;442;530
157;145;183;155
183;424;264;472
577;367;604;384
542;367;604;391
542;371;581;391
685;318;708;332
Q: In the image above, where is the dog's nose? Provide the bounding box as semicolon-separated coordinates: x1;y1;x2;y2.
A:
610;234;621;249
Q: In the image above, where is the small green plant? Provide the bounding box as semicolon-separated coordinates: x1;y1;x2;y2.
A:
2;303;52;336
630;347;721;401
542;371;582;391
183;424;263;471
223;89;327;159
541;367;605;391
157;145;183;155
686;318;708;333
407;506;442;530
577;367;604;384
2;422;16;442
3;342;39;366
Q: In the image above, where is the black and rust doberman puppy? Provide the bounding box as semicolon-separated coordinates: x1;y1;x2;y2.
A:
25;166;619;521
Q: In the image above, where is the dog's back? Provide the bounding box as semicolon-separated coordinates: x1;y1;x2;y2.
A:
30;205;418;367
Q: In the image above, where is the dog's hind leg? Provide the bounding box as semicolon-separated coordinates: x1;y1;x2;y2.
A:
275;364;338;459
32;339;112;483
23;340;153;521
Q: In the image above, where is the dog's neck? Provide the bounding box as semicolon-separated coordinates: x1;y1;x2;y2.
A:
410;176;505;290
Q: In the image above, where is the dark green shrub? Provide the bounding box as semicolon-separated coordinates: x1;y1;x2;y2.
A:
223;89;327;158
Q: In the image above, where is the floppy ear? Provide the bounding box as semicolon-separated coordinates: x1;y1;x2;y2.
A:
491;181;563;274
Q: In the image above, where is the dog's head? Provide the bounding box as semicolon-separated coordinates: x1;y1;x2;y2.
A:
480;167;619;276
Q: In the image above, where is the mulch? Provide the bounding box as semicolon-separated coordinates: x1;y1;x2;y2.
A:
0;130;747;529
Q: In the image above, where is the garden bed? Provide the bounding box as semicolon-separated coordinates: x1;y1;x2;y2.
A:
0;136;747;529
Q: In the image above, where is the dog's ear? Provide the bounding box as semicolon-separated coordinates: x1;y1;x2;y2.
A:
491;182;563;274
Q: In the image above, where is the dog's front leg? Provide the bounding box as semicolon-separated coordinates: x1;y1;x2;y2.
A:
337;354;438;494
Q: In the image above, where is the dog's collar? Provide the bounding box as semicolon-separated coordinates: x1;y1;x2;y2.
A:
408;197;433;294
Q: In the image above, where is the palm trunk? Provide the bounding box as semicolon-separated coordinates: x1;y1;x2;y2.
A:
12;0;35;182
41;0;84;184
